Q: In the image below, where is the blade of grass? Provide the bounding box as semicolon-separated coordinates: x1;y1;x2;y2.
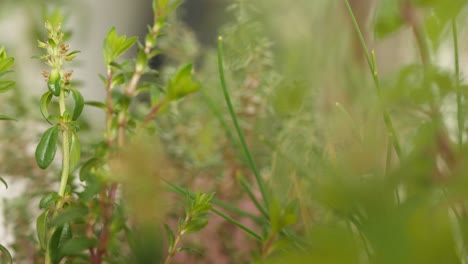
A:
217;36;269;207
344;0;402;159
238;175;269;219
200;87;243;153
452;18;463;151
211;207;262;240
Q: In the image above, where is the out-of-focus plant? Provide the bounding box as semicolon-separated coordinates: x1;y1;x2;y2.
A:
0;46;15;264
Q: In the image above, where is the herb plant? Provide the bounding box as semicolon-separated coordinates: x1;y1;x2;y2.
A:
0;0;468;263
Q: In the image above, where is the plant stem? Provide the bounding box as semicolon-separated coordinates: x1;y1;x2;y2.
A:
217;36;270;208
105;69;114;146
45;83;70;264
453;18;463;150
344;0;402;159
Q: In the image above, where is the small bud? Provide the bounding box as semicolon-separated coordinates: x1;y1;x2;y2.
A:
41;70;50;81
59;43;70;55
64;70;73;82
38;40;48;49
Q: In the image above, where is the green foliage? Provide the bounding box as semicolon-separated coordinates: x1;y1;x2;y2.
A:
103;27;137;66
166;64;201;101
3;0;468;263
35;125;59;169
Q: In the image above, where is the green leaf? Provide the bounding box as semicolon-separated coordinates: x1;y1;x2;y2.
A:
51;206;88;227
79;158;106;182
167;0;184;14
48;227;62;264
70;88;84;120
40;91;53;124
0;177;7;189
36;211;48;251
0;115;16;121
69;130;81;172
182;218;208;234
166;64;201;101
48;224;72;264
84;101;106;109
0;57;14;72
59;237;97;256
177;247;202;256
48;69;61;96
39;192;60;209
65;50;80;61
78;175;103;202
164;224;175;248
0;243;12;264
103;27;138;65
374;0;404;39
35;126;59;169
0;81;14;93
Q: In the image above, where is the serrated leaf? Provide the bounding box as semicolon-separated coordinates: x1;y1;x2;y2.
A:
35;126;59;169
36;211;48;251
39;192;60;209
40;91;53;124
70;88;84;120
0;81;14;93
166;63;201;101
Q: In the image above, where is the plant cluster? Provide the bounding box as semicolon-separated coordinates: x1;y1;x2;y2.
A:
0;0;468;263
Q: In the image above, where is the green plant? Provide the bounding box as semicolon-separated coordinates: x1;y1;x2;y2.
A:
0;45;14;264
1;0;468;263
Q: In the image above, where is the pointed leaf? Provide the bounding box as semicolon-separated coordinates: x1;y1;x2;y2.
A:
166;64;201;101
0;177;7;189
84;101;106;109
